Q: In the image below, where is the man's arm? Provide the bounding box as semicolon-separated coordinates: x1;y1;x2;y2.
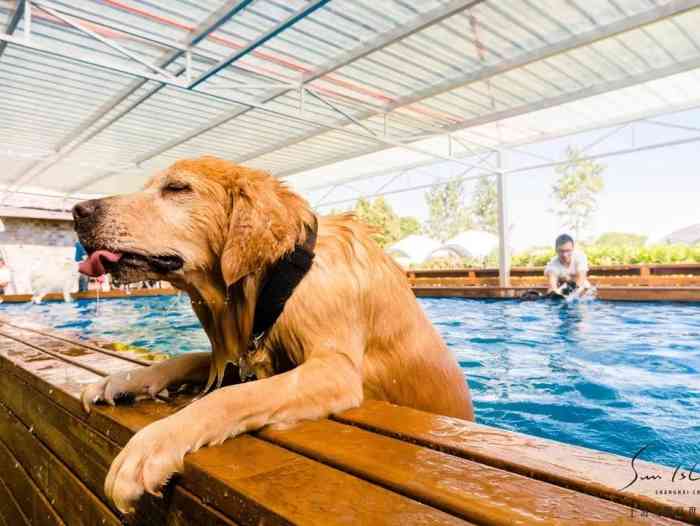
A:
574;252;590;289
546;270;559;294
574;270;588;289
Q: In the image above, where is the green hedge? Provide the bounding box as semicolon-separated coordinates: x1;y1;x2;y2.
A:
411;244;700;269
512;244;700;267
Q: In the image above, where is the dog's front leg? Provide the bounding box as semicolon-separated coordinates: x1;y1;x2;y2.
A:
105;349;363;514
81;352;211;412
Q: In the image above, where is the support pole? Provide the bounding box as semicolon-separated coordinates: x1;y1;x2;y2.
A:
24;0;31;41
496;151;510;287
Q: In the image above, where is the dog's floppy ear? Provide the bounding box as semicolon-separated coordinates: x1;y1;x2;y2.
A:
220;185;295;287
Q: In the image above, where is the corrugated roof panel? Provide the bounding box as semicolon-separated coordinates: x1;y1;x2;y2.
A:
1;0;700;199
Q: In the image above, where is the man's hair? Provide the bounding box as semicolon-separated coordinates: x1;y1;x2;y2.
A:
555;233;574;249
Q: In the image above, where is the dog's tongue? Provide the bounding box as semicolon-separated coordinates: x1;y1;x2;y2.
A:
78;250;121;277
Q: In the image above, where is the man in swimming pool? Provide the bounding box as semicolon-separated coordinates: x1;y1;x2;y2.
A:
545;234;591;298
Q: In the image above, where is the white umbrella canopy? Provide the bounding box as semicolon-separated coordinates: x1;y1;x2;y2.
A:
432;231;499;260
386;235;441;265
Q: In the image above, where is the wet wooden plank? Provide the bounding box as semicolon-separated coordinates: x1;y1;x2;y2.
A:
181;433;470;526
0;439;62;526
410;264;700;279
336;401;699;524
412;276;700;289
0;477;29;526
412;286;700;302
0;323;140;376
0;335;170;447
1;319;153;365
596;287;700;302
260;418;689;526
0;331;471;526
0;340;234;525
0;288;178;303
0;367;159;519
0;395;121;525
167;488;241;526
0;369;238;526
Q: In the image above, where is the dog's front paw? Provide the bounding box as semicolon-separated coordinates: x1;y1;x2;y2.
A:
81;368;169;413
105;419;187;514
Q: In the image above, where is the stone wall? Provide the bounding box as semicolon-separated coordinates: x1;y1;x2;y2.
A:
0;217;76;247
0;217;78;294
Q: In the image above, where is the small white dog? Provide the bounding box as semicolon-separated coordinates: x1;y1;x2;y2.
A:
30;257;79;303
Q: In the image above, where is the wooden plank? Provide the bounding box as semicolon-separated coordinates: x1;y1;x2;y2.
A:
167;487;242;526
0;477;29;526
0;288;178;303
0;342;231;525
0;335;165;447
0;369;143;514
0;401;120;526
0;357;239;526
596;287;700;302
336;401;699;524
0;333;471;526
412;286;700;302
413;286;521;299
0;439;63;526
0;319;153;366
412;276;700;288
0;323;141;376
260;419;689;526
180;434;469;526
410;264;700;279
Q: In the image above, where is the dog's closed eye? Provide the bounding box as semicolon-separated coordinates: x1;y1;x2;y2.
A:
162;181;192;194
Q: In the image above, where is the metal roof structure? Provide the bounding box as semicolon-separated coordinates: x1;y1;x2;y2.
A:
1;0;700;206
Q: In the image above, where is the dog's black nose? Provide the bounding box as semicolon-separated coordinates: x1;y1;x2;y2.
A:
72;200;99;221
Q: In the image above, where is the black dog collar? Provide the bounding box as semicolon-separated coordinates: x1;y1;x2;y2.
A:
239;216;318;380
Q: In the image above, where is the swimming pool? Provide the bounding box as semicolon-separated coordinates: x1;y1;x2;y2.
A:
2;295;698;468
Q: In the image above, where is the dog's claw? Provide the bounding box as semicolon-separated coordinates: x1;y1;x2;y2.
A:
105;417;187;514
80;367;170;413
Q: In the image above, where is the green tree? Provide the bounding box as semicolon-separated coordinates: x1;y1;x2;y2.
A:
424;179;473;242
471;175;498;234
354;197;401;247
399;216;421;238
551;146;605;238
596;232;647;246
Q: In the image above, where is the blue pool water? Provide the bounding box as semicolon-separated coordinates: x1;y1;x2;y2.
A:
2;295;699;468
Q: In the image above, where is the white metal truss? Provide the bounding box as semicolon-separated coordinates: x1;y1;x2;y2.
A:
310;126;700;210
59;0;487;186
0;0;698;202
246;0;700;174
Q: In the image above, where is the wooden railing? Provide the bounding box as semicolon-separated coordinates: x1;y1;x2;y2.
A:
408;263;700;288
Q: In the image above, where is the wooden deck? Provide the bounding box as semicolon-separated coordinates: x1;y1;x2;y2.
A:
0;319;697;525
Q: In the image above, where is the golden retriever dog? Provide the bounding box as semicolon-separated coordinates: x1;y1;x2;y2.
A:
73;157;474;514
